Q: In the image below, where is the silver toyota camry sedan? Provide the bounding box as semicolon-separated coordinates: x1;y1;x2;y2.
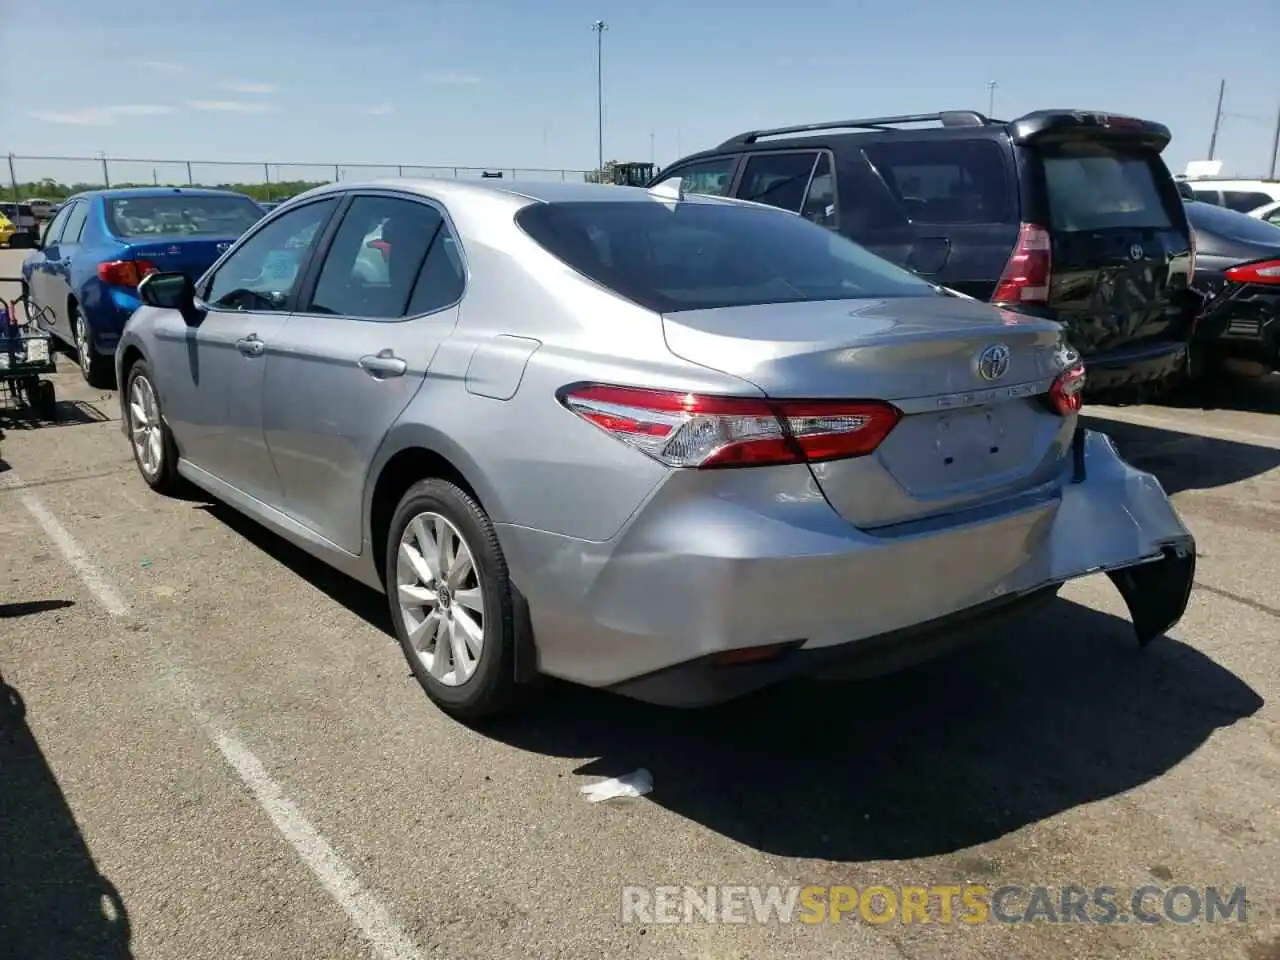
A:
116;178;1196;719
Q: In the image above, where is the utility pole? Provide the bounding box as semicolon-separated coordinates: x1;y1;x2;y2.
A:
592;20;607;179
1208;78;1226;160
1269;101;1280;179
986;80;997;118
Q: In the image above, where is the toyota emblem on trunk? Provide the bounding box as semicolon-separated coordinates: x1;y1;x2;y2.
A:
1129;243;1144;261
976;344;1011;381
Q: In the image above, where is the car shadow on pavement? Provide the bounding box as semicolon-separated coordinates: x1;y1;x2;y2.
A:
196;502;393;633
0;599;74;618
0;676;133;959
484;598;1263;864
1153;373;1280;414
0;399;113;432
1082;415;1280;496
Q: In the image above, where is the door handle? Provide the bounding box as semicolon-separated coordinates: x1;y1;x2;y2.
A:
236;334;266;357
358;350;407;378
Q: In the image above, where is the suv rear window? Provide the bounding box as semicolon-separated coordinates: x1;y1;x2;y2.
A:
516;200;938;313
861;139;1013;224
1041;144;1174;232
106;195;265;238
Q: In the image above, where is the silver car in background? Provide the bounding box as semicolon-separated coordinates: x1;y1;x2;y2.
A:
115;179;1196;719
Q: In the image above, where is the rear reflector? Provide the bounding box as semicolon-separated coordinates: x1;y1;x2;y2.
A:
992;223;1052;307
1048;362;1087;415
1224;259;1280;286
558;384;902;469
97;259;158;287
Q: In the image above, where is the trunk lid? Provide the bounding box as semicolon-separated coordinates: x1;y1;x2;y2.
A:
122;235;237;281
662;295;1079;528
1031;140;1194;354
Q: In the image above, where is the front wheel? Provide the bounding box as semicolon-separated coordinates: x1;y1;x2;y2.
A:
124;360;182;494
386;479;523;721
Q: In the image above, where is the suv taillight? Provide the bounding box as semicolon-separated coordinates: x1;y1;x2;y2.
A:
1224;259;1280;285
558;384;902;468
1047;362;1086;416
992;223;1052;307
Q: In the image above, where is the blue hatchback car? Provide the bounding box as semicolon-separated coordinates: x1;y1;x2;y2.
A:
22;187;265;386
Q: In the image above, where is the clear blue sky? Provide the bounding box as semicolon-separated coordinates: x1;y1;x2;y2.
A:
2;0;1278;184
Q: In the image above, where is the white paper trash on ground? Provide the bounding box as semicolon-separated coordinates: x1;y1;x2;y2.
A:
580;768;653;803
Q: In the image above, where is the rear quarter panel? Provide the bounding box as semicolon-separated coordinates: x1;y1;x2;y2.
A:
368;195;761;545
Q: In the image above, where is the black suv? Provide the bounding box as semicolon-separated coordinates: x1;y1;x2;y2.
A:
649;110;1198;402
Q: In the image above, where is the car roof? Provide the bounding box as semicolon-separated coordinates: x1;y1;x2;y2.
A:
290;177;750;209
67;186;257;202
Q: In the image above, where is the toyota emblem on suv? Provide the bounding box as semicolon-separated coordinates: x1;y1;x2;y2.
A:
976;344;1011;381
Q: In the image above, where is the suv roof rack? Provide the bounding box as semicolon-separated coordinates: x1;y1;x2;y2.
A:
718;111;995;147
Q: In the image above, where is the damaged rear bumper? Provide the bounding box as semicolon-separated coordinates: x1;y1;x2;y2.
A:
499;428;1196;708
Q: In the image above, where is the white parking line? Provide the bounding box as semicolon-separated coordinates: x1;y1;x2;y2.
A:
210;727;427;960
5;472;130;616
3;471;427;960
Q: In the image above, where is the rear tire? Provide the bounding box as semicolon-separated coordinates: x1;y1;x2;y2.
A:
385;479;523;721
71;305;115;389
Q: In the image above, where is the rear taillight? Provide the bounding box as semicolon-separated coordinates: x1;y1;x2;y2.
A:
1224;259;1280;285
558;384;901;469
97;259;158;287
992;223;1052;307
1047;362;1086;416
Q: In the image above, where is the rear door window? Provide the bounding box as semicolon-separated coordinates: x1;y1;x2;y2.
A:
1040;144;1175;232
1221;190;1274;213
1191;189;1222;206
735;152;819;213
41;204;74;246
305;195;446;319
61;201;90;244
861;139;1013;224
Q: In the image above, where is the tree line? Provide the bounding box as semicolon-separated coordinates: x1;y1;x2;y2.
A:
10;179;327;204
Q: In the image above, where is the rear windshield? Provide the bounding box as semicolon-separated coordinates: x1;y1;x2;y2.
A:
106;195;265;238
1184;201;1280;245
515;200;940;313
1041;144;1175;232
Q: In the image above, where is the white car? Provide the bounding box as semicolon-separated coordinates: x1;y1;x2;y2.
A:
1246;199;1280;226
23;198;57;220
1183;179;1280;214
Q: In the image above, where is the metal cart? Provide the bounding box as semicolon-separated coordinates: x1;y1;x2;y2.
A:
1;276;58;423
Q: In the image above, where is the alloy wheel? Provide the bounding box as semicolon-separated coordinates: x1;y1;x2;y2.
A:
396;511;485;686
74;314;92;380
128;374;163;478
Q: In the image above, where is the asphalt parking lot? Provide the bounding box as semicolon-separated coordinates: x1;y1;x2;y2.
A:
1;249;1277;960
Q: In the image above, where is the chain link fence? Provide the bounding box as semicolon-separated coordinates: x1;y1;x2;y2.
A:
4;153;595;206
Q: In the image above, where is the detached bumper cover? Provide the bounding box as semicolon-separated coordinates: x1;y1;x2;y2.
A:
498;429;1195;706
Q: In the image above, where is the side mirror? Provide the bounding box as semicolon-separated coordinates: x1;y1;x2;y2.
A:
138;272;203;325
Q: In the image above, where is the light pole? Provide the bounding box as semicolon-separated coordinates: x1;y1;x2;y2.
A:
592;20;607;178
986;80;997;118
